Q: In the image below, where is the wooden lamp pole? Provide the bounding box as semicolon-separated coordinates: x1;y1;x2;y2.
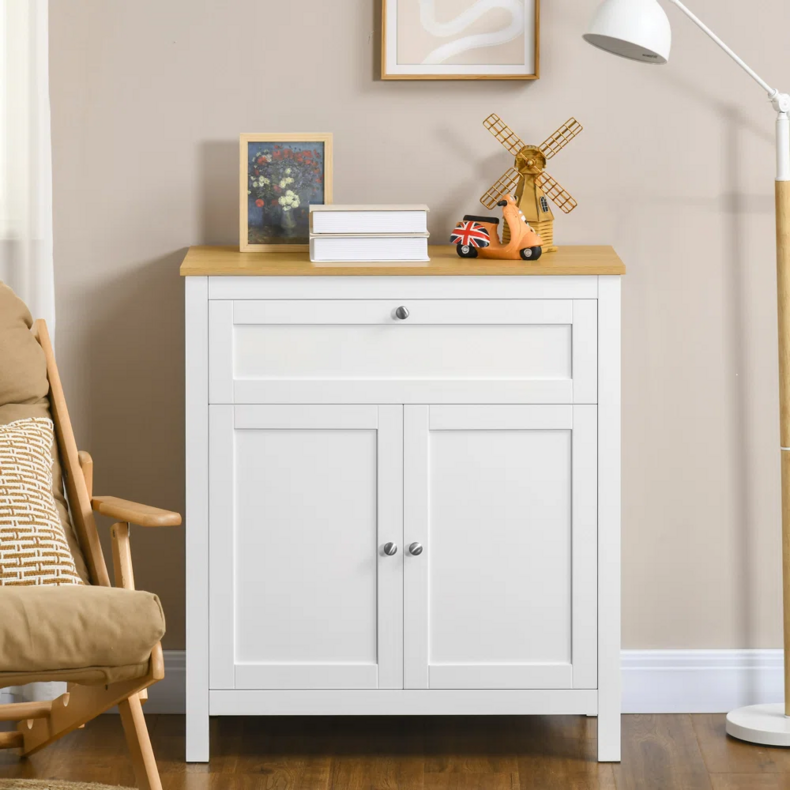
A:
584;0;790;746
779;166;790;715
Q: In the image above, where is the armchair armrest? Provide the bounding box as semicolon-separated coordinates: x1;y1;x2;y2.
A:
92;496;182;527
78;450;94;497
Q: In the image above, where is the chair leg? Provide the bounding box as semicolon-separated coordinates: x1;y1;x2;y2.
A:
118;694;162;790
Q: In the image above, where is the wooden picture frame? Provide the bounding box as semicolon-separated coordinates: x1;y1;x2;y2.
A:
239;133;333;252
381;0;540;81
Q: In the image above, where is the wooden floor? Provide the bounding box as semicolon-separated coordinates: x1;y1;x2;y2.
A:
3;714;790;789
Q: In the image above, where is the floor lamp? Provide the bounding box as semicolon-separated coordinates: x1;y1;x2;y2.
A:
584;0;790;747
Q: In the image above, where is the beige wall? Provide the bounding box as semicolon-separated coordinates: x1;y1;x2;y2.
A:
48;0;790;650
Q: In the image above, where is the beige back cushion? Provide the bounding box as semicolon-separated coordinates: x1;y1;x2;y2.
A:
0;282;90;582
0;418;82;585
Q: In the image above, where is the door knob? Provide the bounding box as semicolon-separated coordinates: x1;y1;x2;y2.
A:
408;542;423;556
394;306;410;320
383;542;398;556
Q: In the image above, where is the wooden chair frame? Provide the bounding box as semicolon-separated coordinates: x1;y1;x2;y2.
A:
0;320;181;790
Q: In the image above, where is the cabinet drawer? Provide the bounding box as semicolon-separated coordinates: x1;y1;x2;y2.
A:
209;299;597;404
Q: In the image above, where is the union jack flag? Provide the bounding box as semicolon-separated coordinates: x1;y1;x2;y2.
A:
450;221;490;248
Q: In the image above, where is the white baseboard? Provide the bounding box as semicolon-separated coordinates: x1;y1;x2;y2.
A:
4;649;784;715
128;649;790;715
622;649;784;714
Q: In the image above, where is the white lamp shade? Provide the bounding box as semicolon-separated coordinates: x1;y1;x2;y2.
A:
584;0;672;65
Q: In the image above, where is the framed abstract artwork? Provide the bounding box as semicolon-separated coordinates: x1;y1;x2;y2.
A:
239;133;333;252
382;0;540;80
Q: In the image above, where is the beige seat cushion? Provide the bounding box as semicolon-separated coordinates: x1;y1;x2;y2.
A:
0;282;90;582
0;585;165;688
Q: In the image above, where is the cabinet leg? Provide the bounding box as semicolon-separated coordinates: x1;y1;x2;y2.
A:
186;709;210;763
597;702;621;762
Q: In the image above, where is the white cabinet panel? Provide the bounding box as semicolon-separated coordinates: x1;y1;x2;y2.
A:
235;428;378;666
404;405;597;690
208;299;597;405
234;324;572;382
209;404;403;691
429;427;572;666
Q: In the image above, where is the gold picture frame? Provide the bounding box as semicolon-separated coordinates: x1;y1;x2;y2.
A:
239;132;333;252
381;0;540;81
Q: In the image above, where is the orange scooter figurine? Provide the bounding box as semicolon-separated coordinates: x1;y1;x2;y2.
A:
450;194;543;261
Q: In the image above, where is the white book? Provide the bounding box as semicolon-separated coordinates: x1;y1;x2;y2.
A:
310;204;429;235
309;234;430;262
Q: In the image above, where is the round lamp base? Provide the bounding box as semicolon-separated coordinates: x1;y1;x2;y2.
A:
726;704;790;746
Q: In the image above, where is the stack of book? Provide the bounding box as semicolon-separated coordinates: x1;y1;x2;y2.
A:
309;205;430;262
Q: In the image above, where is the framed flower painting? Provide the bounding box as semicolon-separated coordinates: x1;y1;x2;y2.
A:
239;133;333;252
382;0;540;80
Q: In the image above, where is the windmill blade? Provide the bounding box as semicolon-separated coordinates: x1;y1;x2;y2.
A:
539;118;583;161
483;114;527;157
480;167;522;210
536;171;578;214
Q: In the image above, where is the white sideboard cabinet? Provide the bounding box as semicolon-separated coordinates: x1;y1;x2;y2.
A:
183;245;624;763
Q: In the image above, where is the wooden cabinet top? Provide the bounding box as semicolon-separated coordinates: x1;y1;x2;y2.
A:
180;245;626;277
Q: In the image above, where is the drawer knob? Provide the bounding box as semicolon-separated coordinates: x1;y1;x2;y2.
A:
408;542;423;556
394;306;410;320
383;542;398;556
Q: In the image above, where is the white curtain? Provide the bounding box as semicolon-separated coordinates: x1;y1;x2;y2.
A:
0;0;58;707
0;0;55;332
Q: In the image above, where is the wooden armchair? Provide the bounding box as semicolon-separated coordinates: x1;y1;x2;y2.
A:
0;320;180;790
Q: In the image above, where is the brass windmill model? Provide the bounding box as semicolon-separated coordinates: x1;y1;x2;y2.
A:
480;114;583;252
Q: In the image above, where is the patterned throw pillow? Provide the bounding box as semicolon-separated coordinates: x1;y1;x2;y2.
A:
0;418;82;585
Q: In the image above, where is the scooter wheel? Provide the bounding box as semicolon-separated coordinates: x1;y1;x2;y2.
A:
520;246;543;261
457;244;479;259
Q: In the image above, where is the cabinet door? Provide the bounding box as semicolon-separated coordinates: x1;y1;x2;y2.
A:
404;405;597;690
209;404;403;690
